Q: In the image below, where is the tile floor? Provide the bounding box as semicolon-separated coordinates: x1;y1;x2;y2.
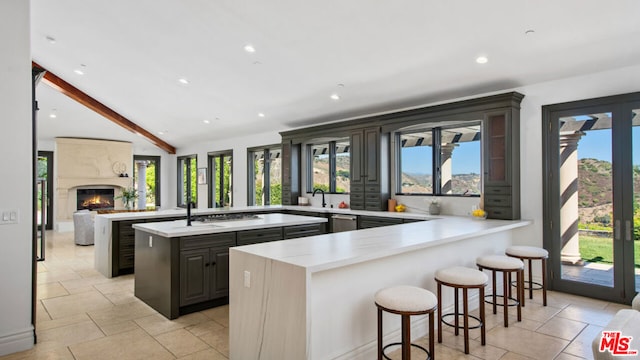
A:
1;230;633;359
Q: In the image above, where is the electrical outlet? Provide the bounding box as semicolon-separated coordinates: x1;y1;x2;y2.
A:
244;270;251;288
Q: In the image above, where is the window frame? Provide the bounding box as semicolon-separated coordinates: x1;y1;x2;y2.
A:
208;150;233;208
133;155;161;208
306;139;350;194
177;154;197;208
247;145;281;206
395;121;482;197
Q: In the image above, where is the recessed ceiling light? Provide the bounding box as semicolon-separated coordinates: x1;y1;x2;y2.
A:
158;131;165;135
476;56;488;64
330;93;341;101
49;113;57;119
74;69;84;75
203;119;211;124
178;78;189;85
244;44;256;53
45;35;56;44
258;113;265;118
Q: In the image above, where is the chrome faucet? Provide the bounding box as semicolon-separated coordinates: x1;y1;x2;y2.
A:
312;188;327;208
186;201;196;226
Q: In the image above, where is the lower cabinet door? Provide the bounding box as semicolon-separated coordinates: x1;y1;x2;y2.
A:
210;248;229;299
180;249;210;306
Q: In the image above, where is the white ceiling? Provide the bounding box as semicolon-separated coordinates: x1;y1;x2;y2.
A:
31;0;640;152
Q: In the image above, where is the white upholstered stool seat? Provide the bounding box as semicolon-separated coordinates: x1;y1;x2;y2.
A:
375;285;437;359
506;246;549;306
435;267;487;354
477;255;524;327
435;266;488;286
375;285;438;312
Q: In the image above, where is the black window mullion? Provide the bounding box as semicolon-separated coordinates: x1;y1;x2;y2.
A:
329;141;337;192
264;149;271;205
433;128;442;195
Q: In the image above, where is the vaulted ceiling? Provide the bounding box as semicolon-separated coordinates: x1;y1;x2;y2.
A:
31;0;640;153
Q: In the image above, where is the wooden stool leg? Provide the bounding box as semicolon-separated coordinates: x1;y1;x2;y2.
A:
377;307;382;360
508;271;512;299
401;314;410;360
542;258;548;306
437;282;443;343
491;269;497;315
479;285;486;346
528;258;533;300
454;287;459;336
463;287;470;354
503;270;509;327
429;311;435;360
517;269;522;321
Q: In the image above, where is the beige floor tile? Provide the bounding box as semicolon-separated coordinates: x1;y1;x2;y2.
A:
0;345;75;360
87;300;157;327
176;348;228;360
36;320;105;349
562;324;603;359
498;352;536;360
42;290;114;319
556;304;617;327
536;317;588;341
486;325;569;359
93;280;132;295
37;282;70;300
68;328;175;360
37;270;81;285
155;328;210;357
198;327;229;358
554;352;588;360
103;290;138;305
59;275;112;291
35;300;52;323
439;328;507;360
200;305;229;327
185;320;225;337
134;312;209;336
37;313;91;332
520;302;564;323
97;319;141;336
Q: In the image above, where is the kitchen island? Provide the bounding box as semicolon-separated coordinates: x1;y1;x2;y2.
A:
132;213;328;319
229;216;531;359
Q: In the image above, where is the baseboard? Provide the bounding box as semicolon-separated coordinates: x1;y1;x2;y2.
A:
0;326;34;356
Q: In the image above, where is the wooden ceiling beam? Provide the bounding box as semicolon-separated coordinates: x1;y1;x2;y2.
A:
32;61;176;154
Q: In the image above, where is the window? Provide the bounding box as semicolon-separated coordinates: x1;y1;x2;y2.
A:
177;155;197;207
396;122;481;196
133;155;161;209
208;151;232;207
308;138;350;193
248;146;281;205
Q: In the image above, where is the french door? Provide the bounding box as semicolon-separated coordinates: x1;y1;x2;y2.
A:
543;92;640;303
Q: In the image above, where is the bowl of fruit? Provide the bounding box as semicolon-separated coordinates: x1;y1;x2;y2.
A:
471;208;487;220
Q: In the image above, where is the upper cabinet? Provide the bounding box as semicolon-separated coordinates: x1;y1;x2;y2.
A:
350;127;389;210
281;92;524;219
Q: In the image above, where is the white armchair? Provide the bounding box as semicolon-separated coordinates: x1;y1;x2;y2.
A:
73;210;94;245
592;293;640;359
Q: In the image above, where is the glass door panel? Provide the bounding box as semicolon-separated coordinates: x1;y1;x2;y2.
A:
559;113;614;287
632;109;640;293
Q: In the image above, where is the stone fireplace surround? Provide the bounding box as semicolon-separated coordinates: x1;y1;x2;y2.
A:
55;138;133;232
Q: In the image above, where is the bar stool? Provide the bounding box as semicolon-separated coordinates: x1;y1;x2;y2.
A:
506;245;548;306
435;266;488;354
476;255;524;327
375;285;437;360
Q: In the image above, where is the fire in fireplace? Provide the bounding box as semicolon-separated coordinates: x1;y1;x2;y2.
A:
77;189;115;211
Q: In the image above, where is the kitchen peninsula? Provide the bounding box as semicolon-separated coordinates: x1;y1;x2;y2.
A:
229;216;531;360
132;213;328;319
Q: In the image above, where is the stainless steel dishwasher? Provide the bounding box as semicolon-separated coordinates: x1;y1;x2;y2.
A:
331;214;358;232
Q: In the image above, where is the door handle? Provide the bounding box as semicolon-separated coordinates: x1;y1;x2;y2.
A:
614;220;620;241
625;220;632;242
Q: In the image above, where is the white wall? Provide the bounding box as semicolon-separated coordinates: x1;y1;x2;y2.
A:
0;0;35;355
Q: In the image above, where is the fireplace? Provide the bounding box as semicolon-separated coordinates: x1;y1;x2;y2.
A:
77;189;115;211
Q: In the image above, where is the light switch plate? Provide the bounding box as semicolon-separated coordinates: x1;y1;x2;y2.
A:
0;209;19;225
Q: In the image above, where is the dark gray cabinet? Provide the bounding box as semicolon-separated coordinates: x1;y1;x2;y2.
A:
179;233;235;307
483;107;521;220
283;223;327;239
281;141;301;205
237;227;284;246
350;127;389;210
357;215;403;229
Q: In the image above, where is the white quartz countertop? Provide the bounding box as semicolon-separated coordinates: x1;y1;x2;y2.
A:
132;213;328;237
95;205;437;221
232;217;531;273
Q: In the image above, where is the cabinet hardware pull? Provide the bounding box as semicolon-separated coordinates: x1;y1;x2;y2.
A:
205;263;210;267
212;261;216;266
614;220;620;241
625;220;631;242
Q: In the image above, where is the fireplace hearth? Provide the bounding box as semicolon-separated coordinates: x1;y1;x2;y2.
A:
77;189;115;211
